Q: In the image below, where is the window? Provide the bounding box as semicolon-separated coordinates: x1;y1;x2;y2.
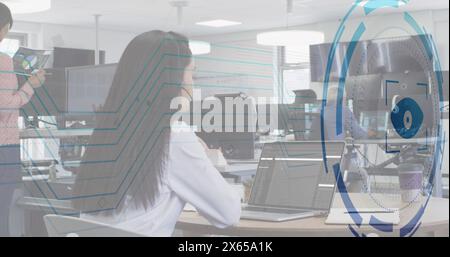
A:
279;45;311;104
0;32;28;57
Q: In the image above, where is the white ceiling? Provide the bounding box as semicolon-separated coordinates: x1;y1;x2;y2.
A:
12;0;450;36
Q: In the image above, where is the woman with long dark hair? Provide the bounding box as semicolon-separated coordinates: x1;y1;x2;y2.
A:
72;31;240;236
0;2;46;236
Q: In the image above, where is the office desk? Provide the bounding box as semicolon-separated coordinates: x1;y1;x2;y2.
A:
17;197;75;213
20;128;94;139
176;193;449;237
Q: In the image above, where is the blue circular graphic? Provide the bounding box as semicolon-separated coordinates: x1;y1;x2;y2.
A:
391;97;424;139
320;0;445;237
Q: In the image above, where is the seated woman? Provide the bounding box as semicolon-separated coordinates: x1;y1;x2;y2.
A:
72;31;241;236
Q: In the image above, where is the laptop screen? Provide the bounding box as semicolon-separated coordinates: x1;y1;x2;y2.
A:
248;141;345;211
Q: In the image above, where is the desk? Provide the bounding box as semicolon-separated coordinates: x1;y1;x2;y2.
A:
176;193;449;237
20;128;94;139
353;138;431;145
17;197;75;213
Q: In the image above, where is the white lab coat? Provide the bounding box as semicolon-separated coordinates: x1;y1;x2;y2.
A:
82;123;241;236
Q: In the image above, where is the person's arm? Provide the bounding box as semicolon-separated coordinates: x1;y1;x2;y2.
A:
0;54;35;109
167;131;241;228
344;107;369;139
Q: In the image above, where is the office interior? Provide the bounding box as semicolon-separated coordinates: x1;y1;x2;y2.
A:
0;0;448;237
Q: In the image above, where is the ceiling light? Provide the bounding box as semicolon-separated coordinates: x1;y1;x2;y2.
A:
195;19;242;28
2;0;52;14
189;40;211;55
256;30;324;47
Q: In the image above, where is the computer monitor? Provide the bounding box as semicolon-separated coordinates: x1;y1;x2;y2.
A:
21;64;117;128
256;104;290;133
310;40;369;82
53;47;106;68
249;141;344;211
20;68;67;121
64;64;117;126
194;93;257;160
367;35;434;75
310;35;434;82
345;74;383;119
359;110;390;138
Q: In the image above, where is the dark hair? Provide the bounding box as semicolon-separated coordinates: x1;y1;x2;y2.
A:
0;3;13;29
73;31;192;214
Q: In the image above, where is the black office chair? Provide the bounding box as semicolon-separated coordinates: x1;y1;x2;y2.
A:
291;90;318;140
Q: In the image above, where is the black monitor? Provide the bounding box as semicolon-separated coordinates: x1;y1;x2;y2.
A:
345;74;383;119
194;93;257;160
21;64;117;126
367;35;434;75
64;64;117;127
20;68;67;124
310;40;369;82
310;35;434;82
196;132;256;160
53;47;105;68
256;104;291;133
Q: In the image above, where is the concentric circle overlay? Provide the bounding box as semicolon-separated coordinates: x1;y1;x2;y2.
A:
320;0;444;237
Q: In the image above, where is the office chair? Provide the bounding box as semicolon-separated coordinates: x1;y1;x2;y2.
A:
43;214;145;237
291;89;318;140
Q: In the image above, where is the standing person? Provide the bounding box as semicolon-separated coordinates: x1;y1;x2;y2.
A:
0;2;46;236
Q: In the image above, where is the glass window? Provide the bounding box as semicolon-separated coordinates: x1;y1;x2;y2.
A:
0;32;27;57
284;45;310;64
279;45;311;104
282;68;310;104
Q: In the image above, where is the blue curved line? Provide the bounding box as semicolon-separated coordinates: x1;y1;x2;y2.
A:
403;12;433;61
348;225;362;237
369;215;394;232
400;204;425;237
395;12;445;237
320;0;358;176
408;222;422;237
320;26;345;174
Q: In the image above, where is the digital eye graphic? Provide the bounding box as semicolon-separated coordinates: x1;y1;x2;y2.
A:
390;97;424;139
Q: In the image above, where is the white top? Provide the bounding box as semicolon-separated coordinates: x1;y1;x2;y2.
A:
82;123;241;236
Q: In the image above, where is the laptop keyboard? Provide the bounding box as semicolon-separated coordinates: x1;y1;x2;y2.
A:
243;206;307;214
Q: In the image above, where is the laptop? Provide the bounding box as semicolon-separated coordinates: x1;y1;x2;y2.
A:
241;141;345;222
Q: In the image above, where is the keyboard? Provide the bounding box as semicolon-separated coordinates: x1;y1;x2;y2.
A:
243;206;307;214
